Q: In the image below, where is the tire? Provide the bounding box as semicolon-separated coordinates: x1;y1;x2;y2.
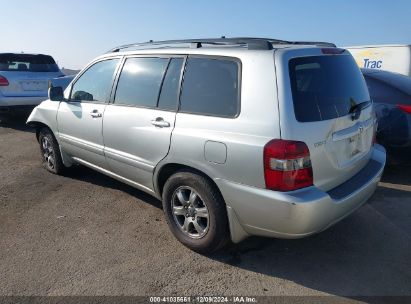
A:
162;170;229;253
38;127;65;175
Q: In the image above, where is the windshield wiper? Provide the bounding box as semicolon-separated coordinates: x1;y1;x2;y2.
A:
349;99;371;120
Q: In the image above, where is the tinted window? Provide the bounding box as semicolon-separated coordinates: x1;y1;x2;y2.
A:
180;57;239;117
0;54;59;72
364;75;411;105
158;58;184;110
289;55;370;122
71;59;119;102
115;57;169;107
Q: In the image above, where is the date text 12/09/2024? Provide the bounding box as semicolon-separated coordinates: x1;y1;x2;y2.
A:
149;296;258;303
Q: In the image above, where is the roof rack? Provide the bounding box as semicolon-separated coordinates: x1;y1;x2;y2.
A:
107;37;336;53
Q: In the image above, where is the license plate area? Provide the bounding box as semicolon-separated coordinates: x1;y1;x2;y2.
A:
21;80;47;91
348;134;362;157
327;126;373;168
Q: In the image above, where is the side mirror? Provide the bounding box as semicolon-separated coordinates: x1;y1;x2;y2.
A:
49;86;64;101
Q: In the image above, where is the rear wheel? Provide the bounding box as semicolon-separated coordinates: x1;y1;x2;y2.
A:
162;171;229;253
38;128;65;175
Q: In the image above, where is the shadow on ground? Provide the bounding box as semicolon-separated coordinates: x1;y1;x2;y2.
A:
381;164;411;186
0;112;34;133
65;163;411;297
209;167;411;297
64;165;163;210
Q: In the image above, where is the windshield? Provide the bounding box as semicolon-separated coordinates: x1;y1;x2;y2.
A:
0;54;60;72
289;55;370;122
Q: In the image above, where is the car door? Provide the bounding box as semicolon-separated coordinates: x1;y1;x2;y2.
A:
57;58;121;169
103;56;184;191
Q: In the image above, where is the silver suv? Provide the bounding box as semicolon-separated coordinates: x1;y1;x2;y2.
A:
27;38;386;252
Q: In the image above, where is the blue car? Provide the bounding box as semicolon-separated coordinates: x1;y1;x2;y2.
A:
362;68;411;164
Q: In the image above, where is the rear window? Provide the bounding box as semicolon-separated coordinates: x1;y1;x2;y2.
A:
289;55;370;122
0;54;59;72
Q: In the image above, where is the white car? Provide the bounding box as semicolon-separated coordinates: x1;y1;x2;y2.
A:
0;53;63;115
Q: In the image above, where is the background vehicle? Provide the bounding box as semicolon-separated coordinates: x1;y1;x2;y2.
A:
362;68;411;164
0;53;63;115
27;38;386;253
347;45;411;77
50;75;76;91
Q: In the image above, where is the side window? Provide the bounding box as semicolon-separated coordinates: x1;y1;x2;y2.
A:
114;57;169;107
180;57;239;117
158;58;184;110
70;59;119;102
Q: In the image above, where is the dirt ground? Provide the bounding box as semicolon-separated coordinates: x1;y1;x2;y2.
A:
0;114;410;299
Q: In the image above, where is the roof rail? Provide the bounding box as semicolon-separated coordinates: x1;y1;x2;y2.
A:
107;37;336;53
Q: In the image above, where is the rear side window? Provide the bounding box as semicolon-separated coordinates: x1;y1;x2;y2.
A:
0;54;59;72
180;57;239;117
363;73;411;105
114;57;169;107
289;55;370;122
70;59;119;102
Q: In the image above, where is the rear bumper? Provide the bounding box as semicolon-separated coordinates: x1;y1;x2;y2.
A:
216;144;386;243
0;95;47;108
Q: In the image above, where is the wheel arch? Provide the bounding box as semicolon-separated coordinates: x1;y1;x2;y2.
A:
27;121;54;142
28;120;73;167
155;163;223;200
154;161;250;244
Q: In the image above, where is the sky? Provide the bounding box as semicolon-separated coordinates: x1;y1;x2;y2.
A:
1;0;410;69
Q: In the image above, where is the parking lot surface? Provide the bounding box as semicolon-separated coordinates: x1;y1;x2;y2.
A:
0;115;410;299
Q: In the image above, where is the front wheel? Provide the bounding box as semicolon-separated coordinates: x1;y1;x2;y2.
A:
38;128;65;175
162;171;229;253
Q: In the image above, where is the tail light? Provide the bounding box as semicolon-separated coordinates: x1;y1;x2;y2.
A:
264;139;313;191
397;104;411;115
0;75;9;86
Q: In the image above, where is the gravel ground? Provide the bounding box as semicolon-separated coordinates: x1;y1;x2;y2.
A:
0;115;410;299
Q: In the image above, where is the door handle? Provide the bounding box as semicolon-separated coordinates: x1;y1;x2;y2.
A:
151;117;170;128
90;110;102;118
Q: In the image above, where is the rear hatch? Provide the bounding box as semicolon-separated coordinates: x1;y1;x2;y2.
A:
275;47;375;191
0;53;63;97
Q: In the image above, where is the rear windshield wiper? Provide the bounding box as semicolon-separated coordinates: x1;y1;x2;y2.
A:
349;100;371;120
